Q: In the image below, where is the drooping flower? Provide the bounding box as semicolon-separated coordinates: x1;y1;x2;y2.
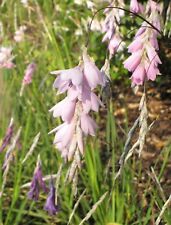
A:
50;48;104;163
124;0;162;86
83;51;105;88
87;17;103;32
108;33;124;56
44;179;59;215
20;62;36;96
130;0;144;14
22;63;36;85
123;50;142;72
0;118;14;152
0;47;15;69
28;156;48;201
14;25;26;43
131;64;146;85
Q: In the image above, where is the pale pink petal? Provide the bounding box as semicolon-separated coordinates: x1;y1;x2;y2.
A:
49;98;76;122
0;47;15;69
67;86;79;100
60;148;68;160
145;62;160;81
150;35;159;50
146;45;161;65
139;3;144;13
3;62;15;69
128;38;143;53
82;84;103;113
83;51;105;88
53;76;70;93
90;93;103;112
54;121;75;148
54;123;68;144
130;0;140;13
135;25;146;37
123;50;142;72
80;114;97;136
51;67;83;90
48;123;65;134
60;67;83;86
61;122;75;148
102;29;113;42
82;100;91;114
131;64;146;85
23;63;36;85
108;35;121;56
81;81;91;102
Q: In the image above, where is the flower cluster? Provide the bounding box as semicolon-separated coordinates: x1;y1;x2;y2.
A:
102;0;125;58
28;158;59;215
0;47;15;69
49;49;105;163
124;0;162;86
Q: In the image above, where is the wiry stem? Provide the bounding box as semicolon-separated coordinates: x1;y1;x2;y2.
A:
86;6;163;47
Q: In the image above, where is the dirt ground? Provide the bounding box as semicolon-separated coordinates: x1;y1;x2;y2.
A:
111;79;171;196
